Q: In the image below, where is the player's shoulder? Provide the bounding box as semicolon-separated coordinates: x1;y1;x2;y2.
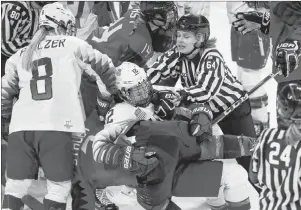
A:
62;36;88;46
123;8;147;34
258;128;287;144
54;36;91;52
112;102;135;112
2;1;30;13
202;47;224;61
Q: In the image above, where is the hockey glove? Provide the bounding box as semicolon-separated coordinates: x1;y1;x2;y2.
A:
96;94;115;122
96;140;160;178
153;90;178;120
233;11;270;35
188;104;213;141
275;39;301;77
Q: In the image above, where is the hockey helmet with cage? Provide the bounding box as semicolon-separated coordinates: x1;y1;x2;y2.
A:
39;2;76;36
277;83;301;128
115;62;153;107
176;14;210;48
140;1;178;30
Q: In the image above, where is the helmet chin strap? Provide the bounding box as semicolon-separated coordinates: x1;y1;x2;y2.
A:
181;35;205;58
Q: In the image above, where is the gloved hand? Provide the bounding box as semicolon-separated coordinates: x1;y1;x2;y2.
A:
152;90;179;120
188;103;213;141
96;94;115;122
233;11;270;35
275;39;301;77
95;139;160;178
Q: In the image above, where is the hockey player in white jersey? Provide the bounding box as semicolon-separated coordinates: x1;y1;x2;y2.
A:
84;62;250;210
1;3;116;210
62;1;98;40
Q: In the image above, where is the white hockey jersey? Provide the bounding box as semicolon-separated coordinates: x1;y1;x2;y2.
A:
104;102;161;128
2;35;114;133
62;1;98;40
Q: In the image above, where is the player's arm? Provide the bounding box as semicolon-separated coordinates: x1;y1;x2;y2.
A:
145;46;180;85
274;2;301;78
1;3;31;57
76;40;117;94
199;134;258;160
1;52;20;118
178;53;225;104
249;130;264;188
92;123;160;180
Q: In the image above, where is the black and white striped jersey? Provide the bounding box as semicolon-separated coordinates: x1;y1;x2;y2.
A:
146;46;245;114
251;128;301;210
1;1;39;57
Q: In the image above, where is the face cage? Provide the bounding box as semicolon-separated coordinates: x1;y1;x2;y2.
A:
120;80;153;108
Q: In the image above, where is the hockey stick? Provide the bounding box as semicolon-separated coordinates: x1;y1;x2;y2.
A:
106;1;118;23
212;69;282;125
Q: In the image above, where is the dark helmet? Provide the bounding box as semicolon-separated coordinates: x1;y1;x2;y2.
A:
176;14;210;47
140;1;178;30
277;83;301;127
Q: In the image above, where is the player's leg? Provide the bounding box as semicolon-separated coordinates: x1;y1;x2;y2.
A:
2;131;39;210
172;160;223;197
206;161;251;210
236;30;270;136
38;131;74;210
135;133;183;210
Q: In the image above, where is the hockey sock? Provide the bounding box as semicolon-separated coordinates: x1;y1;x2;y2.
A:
226;198;251;210
2;194;24;210
43;198;66;210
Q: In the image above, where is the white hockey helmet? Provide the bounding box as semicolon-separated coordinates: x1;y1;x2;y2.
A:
115;62;153;107
39;2;76;36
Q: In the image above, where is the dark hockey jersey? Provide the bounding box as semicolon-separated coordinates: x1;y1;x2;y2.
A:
86;8;154;67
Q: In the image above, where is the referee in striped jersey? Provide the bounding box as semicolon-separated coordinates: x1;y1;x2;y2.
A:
147;15;256;138
1;1;51;76
250;83;301;210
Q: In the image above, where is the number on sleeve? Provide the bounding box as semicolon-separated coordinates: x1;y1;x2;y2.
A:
105;109;114;124
205;56;218;71
30;57;53;100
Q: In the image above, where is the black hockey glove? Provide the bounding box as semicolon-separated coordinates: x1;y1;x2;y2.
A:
275;39;301;77
188;104;213;142
96;94;115;122
233;11;270;35
152;90;179;120
96;140;160;178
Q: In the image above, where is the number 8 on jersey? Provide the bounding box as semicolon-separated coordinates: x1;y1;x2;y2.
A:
30;57;53;100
